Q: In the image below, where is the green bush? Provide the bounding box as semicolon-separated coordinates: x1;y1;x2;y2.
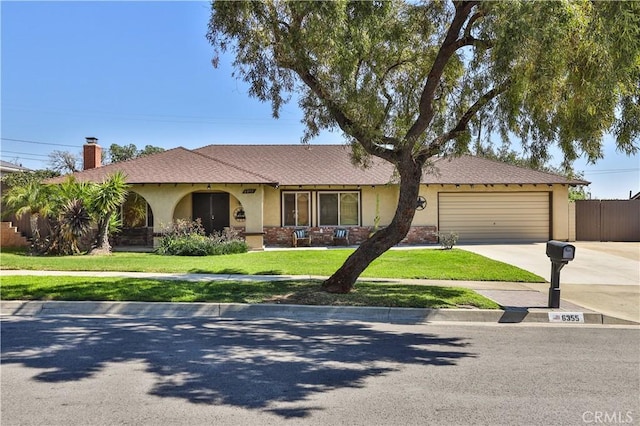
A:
157;219;248;256
438;231;459;250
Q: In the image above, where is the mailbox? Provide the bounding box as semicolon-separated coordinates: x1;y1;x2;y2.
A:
546;241;575;262
545;240;576;309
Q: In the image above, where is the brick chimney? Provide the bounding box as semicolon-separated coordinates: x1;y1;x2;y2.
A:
83;137;102;170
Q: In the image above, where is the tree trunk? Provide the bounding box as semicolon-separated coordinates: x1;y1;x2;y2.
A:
90;214;112;255
29;214;40;242
322;156;424;293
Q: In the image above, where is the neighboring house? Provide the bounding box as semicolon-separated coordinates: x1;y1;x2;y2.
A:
48;138;588;250
0;160;30;178
1;159;31;215
1;160;32;247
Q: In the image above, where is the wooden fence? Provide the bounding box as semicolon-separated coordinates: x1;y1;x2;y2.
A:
575;200;640;242
2;213;50;240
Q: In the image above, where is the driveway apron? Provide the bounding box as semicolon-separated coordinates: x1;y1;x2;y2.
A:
459;242;640;323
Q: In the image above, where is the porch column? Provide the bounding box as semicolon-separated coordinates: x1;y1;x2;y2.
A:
130;187;184;248
237;186;265;250
551;186;571;241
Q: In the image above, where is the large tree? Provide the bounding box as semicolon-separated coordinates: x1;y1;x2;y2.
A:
108;143;165;163
1;169;59;189
48;150;80;174
208;0;639;293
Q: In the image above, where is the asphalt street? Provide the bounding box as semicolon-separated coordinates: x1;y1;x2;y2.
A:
1;316;638;426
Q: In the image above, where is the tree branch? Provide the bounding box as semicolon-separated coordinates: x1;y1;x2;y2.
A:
418;80;510;160
405;1;477;141
455;36;492;50
375;59;412;133
463;10;484;39
278;9;397;162
295;67;397;162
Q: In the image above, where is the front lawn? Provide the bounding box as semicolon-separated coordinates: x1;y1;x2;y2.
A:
0;248;544;282
0;276;501;309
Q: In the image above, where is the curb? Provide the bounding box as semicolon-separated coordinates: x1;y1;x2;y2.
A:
2;300;635;325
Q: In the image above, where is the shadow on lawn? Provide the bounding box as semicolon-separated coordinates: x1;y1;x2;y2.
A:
2;317;475;418
188;268;248;275
188;268;286;276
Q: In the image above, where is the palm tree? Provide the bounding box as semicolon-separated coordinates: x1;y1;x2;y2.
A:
3;181;52;242
40;176;94;254
88;171;129;254
59;198;92;254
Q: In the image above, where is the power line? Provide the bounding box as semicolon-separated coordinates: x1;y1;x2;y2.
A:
4;105;301;124
1;150;50;158
1;138;79;148
582;168;639;175
0;155;48;163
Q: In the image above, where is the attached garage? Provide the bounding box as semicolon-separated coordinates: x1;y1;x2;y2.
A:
438;192;550;242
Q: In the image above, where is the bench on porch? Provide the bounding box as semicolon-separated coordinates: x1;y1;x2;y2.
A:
292;228;311;247
332;228;350;246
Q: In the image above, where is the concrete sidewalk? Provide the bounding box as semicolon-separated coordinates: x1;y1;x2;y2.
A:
1;270;636;325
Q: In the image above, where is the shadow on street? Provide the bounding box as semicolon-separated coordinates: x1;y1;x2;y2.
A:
1;317;475;419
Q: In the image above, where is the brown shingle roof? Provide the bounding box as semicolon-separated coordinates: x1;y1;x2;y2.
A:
195;144;395;186
427;155;589;185
46;144;589;186
47;147;277;185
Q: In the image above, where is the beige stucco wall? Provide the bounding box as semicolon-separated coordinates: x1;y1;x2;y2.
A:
128;181;573;246
173;195;191;221
361;186;398;228
551;185;571;241
414;185;438;226
129;183;266;249
263;186;281;226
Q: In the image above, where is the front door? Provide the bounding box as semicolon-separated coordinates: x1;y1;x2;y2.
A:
192;193;230;234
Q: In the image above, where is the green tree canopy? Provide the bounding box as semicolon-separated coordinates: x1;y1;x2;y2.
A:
108;143;165;163
1;169;59;188
208;0;639;292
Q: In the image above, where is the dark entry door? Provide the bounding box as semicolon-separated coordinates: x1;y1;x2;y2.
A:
192;193;230;234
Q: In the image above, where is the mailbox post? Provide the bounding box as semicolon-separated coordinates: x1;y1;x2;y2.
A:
545;241;576;308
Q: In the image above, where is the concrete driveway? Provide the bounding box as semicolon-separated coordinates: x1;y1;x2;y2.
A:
460;242;640;323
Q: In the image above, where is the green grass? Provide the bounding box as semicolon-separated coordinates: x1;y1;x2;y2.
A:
0;248;544;282
0;275;501;309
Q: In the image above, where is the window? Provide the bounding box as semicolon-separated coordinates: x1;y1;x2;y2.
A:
319;192;360;226
121;193;152;228
283;192;310;227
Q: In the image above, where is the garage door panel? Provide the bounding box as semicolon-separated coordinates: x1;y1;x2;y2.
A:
439;192;550;242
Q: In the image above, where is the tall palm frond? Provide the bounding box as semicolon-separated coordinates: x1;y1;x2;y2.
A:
89;171;130;254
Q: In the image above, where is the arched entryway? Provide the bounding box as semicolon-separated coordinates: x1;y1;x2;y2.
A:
192;192;230;234
132;183;265;250
114;191;154;247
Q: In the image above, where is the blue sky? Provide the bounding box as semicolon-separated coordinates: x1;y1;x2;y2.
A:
2;1;638;199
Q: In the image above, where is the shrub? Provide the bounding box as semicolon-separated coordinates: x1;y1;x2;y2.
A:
438;231;459;250
157;220;248;256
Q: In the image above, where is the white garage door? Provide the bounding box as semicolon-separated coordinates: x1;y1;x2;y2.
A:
438;192;550;242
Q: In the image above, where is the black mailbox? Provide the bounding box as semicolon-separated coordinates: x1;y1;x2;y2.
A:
546;241;575;262
545;240;576;308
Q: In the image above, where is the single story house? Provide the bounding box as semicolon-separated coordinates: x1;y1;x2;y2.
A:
48;137;588;250
0;160;30;177
1;161;32;248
